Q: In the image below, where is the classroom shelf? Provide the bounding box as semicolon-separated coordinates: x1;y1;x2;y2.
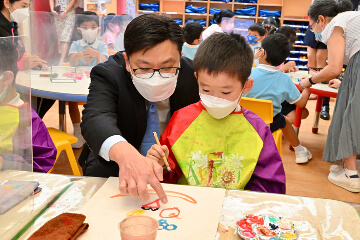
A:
136;0;312;28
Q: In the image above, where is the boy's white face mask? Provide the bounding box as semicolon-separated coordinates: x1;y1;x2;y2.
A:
200;81;247;119
79;28;99;44
9;5;29;23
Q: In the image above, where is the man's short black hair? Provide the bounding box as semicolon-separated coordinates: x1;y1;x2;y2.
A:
124;14;183;57
183;22;204;44
0;38;18;78
77;11;99;27
194;33;253;86
248;23;266;36
261;33;290;66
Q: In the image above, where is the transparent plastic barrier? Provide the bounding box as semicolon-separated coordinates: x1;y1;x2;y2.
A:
0;36;33;239
30;11;135;68
221;17;254;37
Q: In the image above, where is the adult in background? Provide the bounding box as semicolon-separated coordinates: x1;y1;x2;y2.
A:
49;0;77;65
299;0;360;192
79;14;199;203
202;9;234;41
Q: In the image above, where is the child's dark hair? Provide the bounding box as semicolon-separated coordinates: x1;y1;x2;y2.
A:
194;33;253;85
261;33;290;66
213;9;235;24
77;11;100;27
248;23;266;36
124;14;183;57
183;22;204;44
0;0;20;9
0;37;18;79
269;26;296;45
100;13;118;35
308;0;353;21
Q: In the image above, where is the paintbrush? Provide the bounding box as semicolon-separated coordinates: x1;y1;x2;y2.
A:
153;132;172;173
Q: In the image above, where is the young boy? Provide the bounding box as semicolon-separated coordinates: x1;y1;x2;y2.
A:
68;11;109;148
69;11;109;67
0;37;56;173
182;22;204;60
247;23;266;53
147;33;285;194
244;33;312;164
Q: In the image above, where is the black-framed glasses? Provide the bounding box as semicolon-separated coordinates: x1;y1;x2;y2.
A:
132;67;181;79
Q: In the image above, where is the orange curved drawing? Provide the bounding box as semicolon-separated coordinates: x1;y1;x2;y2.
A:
110;190;197;204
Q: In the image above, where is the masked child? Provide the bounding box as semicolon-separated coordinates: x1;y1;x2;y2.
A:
245;34;312;164
147;33;285;194
247;23;266;53
69;11;109;67
0;37;56;173
68;11;109;148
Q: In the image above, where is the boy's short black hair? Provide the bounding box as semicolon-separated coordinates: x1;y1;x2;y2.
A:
248;23;266;36
0;38;18;78
194;33;253;85
124;14;183;57
77;11;99;27
261;33;290;66
269;26;296;46
183;22;204;44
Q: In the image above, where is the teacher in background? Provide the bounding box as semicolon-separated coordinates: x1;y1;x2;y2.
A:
299;0;360;192
79;14;199;203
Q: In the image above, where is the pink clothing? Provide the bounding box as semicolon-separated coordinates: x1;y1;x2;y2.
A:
103;31;117;50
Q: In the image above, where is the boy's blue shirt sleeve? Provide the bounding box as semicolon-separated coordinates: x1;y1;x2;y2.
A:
99;42;109;57
283;74;301;104
68;41;79;55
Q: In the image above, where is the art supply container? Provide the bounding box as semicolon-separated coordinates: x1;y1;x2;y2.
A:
119;216;159;240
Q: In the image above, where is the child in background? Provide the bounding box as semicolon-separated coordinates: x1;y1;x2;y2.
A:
202;9;234;41
101;13;120;51
147;33;285;194
262;16;280;36
269;26;309;125
69;11;109;66
114;14;133;52
0;37;56;172
68;11;109;148
182;22;204;60
247;23;266;53
245;34;312;164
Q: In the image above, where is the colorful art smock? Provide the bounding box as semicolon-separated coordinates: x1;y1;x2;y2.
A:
160;101;286;194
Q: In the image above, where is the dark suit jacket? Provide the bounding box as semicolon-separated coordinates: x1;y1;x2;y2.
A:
79;53;199;177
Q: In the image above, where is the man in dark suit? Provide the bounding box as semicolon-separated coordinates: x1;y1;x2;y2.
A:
79;14;199;204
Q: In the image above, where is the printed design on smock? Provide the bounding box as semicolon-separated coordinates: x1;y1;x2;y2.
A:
0;106;20;152
171;110;263;189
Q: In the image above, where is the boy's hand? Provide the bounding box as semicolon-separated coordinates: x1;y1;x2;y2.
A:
83;48;100;59
79;51;92;63
146;144;169;167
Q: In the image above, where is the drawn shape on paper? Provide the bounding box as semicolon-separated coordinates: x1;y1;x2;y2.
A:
126;210;146;216
158;219;178;231
141;199;161;211
159;207;181;219
110;190;197;204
